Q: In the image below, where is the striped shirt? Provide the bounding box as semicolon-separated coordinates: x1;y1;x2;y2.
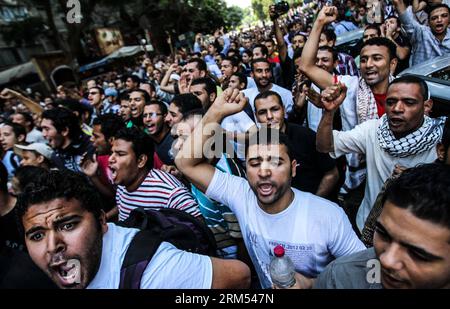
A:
400;7;450;66
337;52;359;77
116;169;201;221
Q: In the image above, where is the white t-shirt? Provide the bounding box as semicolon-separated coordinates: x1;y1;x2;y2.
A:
205;170;365;289
87;223;213;289
306;84;323;132
246;77;257;89
221;111;255;134
331;119;439;231
242;84;294;117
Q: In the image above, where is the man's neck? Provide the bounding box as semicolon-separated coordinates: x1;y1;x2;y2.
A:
151;126;170;144
257;83;273;93
434;29;447;42
61;137;73;150
258;188;295;214
125;168;150;192
370;78;390;95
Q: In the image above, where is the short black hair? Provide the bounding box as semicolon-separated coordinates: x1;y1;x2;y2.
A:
321;28;337;43
140;82;156;94
114;127;154;169
191;77;217;96
253;44;269;58
89;86;104;95
242;49;253;58
364;24;382;37
254;90;283;110
182;108;205;121
231;72;248;89
382;163;450;229
124;74;141;85
130;89;151;104
245;128;294;162
318;46;339;63
2;121;26;141
119;90;130;102
171;94;203;118
92;113;126;141
59;98;92;120
16;112;34;125
291;32;307;44
389;75;429;101
42;107;82;142
16;169;104;223
222;56;240;68
187;58;207;72
13;166;47;194
361;37;397;61
250;58;272;72
145;99;168;115
427;4;450;19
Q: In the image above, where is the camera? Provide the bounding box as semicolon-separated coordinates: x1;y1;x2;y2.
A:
273;1;290;18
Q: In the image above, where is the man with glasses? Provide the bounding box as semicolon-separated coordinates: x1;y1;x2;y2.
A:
87;86;105;124
142;100;174;165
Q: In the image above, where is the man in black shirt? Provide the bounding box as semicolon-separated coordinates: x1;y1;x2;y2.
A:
41;107;95;173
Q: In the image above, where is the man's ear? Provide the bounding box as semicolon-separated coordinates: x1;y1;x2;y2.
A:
137;154;148;169
99;210;108;234
424;98;433;116
291;159;297;178
17;134;26;143
389;57;398;75
36;154;45;164
210;92;217;104
436;143;445;162
61;127;70;138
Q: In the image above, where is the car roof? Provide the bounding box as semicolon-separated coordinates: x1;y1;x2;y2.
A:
335;29;364;46
398;54;450;76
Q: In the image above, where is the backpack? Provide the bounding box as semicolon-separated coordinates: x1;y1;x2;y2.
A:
117;208;217;289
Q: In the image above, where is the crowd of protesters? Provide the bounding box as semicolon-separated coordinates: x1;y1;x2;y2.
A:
0;0;449;289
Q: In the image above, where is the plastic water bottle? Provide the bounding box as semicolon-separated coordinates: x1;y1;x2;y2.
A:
269;245;296;288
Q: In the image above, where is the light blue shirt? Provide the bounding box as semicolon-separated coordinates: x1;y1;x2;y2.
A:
400;7;450;66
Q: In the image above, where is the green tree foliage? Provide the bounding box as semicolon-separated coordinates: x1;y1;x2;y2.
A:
251;0;273;21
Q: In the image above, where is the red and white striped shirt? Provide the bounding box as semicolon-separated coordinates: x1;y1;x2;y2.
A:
116;169;201;221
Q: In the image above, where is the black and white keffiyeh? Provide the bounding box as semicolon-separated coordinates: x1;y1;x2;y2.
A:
377;115;447;158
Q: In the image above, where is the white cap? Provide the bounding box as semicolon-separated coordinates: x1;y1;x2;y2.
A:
14;143;54;160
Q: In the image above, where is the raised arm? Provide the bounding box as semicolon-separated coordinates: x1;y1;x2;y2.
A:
270;5;287;62
175;88;248;193
0;88;44;116
316;83;347;153
299;6;337;90
159;63;178;94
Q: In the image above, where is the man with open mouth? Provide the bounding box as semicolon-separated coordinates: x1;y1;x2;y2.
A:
393;0;450;66
18;169;250;289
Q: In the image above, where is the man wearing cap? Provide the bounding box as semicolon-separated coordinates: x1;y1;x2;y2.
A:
102;88;120;114
14;143;53;170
